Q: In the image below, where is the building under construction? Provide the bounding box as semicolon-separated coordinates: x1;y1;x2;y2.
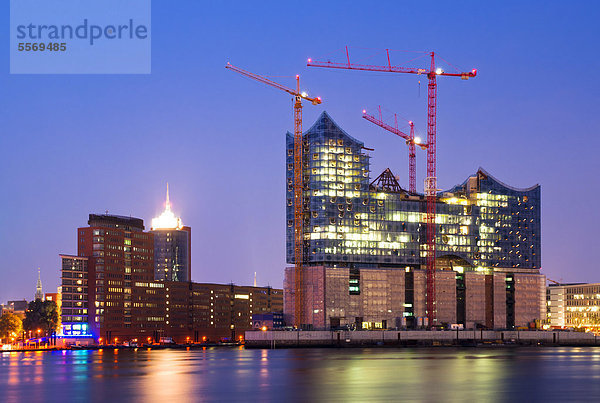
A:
284;112;545;330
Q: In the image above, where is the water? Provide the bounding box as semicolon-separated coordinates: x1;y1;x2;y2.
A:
2;346;600;402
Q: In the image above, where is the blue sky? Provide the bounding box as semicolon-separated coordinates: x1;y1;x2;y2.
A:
1;0;599;301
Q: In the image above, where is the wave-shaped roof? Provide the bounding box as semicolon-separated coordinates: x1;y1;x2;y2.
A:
477;167;539;192
442;167;540;195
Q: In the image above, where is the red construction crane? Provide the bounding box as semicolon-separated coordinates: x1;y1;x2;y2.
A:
362;106;427;194
225;62;322;328
308;47;476;326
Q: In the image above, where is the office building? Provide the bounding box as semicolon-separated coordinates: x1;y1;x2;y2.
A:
60;214;283;343
547;283;600;331
60;255;90;336
151;185;192;282
189;283;283;342
73;214;155;339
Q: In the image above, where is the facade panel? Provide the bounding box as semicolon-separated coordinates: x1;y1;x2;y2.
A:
465;271;486;328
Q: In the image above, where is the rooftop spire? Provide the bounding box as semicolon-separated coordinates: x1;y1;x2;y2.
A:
166;182;171;210
152;183;183;230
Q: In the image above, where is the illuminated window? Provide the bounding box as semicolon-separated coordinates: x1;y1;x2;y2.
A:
349;268;360;295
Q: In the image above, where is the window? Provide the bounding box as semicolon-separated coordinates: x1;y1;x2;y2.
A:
349;268;360;295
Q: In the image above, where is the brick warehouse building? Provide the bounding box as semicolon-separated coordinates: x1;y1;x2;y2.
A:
284;112;545;330
60;214;282;343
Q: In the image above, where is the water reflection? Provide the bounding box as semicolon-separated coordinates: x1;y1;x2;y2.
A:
2;347;600;401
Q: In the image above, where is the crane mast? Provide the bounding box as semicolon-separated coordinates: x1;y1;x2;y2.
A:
308;47;476;326
408;121;417;194
226;63;321;327
425;54;438;325
292;79;304;328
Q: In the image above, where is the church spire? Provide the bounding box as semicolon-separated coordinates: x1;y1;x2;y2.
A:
35;268;43;301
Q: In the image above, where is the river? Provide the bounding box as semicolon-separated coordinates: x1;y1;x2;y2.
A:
2;346;600;402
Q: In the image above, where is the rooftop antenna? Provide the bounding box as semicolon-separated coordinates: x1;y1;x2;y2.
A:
254;272;257;287
166;182;171;210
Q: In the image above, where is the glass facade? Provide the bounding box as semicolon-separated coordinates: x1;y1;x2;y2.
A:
152;228;191;282
286;112;541;272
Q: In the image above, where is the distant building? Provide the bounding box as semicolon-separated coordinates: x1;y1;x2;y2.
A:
44;293;58;302
151;184;191;282
284;112;545;329
547;283;600;331
35;268;43;301
2;300;28;318
8;300;28;313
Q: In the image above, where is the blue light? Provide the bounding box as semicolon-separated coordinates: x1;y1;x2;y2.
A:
61;323;93;337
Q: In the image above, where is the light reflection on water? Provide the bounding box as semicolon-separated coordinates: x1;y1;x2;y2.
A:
2;347;600;402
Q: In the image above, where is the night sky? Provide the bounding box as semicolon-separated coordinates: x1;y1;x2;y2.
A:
1;1;599;302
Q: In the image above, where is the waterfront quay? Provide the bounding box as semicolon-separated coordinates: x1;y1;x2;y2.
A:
245;330;600;348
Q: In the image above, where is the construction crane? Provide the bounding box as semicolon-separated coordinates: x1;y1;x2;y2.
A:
225;62;322;327
362;106;427;194
308;47;476;326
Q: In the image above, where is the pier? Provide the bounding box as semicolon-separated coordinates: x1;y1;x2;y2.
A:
245;330;599;348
